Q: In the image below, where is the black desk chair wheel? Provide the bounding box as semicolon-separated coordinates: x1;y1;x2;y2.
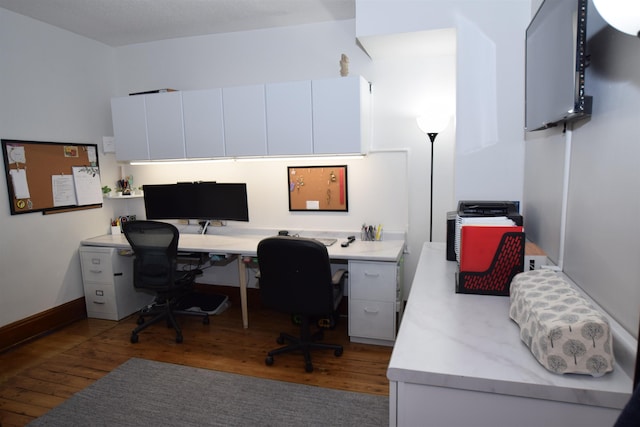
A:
257;236;346;372
123;220;209;344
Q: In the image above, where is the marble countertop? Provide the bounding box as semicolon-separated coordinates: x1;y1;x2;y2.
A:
387;243;633;409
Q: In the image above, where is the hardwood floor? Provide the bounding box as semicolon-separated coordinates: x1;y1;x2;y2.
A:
0;290;392;427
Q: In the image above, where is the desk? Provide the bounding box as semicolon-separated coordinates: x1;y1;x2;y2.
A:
387;243;634;426
81;233;405;344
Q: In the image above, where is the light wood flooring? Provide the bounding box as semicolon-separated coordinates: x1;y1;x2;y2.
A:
0;289;392;427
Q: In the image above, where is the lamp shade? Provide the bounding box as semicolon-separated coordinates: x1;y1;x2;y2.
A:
416;112;450;135
593;0;640;37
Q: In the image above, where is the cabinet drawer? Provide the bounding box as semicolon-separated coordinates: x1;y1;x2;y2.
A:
80;251;114;284
349;261;397;301
83;282;118;320
349;299;396;341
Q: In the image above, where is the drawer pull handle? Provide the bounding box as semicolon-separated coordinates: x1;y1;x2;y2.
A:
90;269;102;274
364;307;379;314
92;301;105;305
364;272;380;278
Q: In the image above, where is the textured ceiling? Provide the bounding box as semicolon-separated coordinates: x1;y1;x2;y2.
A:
0;0;355;46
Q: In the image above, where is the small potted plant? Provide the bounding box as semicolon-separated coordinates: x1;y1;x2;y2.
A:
101;185;112;198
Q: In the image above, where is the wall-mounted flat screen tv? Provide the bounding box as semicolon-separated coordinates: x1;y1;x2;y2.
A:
525;0;592;132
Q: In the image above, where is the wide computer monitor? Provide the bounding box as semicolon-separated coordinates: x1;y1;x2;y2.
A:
143;182;249;222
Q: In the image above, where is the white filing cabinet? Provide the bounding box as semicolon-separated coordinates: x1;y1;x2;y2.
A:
79;246;154;320
348;260;400;346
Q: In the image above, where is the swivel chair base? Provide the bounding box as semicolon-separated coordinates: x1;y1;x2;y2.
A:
264;315;343;372
131;297;209;344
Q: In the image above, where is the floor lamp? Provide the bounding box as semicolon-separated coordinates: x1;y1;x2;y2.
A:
417;114;450;242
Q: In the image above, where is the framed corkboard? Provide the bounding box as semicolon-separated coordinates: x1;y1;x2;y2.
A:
288;165;348;212
2;139;102;215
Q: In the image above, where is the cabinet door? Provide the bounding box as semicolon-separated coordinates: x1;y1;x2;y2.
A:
111;95;149;161
223;85;267;157
182;89;225;158
312;76;370;154
265;80;313;155
145;92;186;160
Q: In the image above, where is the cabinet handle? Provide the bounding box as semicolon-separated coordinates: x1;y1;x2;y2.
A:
92;301;106;305
364;272;380;278
90;269;102;274
364;307;379;314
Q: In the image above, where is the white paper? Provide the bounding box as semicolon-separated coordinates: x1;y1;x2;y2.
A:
72;166;102;205
9;169;30;199
6;145;26;164
102;136;115;153
52;175;77;206
87;146;97;163
306;200;320;210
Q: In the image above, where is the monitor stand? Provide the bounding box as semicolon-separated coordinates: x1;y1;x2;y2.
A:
199;220;210;235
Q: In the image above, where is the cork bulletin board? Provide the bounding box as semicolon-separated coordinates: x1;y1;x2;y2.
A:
2;139;102;215
288;165;348;211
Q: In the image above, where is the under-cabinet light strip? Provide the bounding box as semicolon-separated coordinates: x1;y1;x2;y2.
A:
130;154;365;166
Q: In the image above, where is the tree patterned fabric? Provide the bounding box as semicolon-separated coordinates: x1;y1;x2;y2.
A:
509;269;614;377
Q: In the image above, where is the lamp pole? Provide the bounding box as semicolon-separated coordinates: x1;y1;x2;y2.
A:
427;132;438;242
417;113;450;244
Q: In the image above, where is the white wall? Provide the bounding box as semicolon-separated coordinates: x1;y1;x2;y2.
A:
356;0;530;205
0;9;118;326
524;0;640;336
125;154;409;235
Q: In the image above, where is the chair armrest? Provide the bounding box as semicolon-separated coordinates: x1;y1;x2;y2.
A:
332;269;348;286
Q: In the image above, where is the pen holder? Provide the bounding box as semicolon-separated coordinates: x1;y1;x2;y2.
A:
361;224;383;241
111;225;121;235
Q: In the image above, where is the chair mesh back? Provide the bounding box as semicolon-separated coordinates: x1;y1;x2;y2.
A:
257;237;334;315
123;221;179;291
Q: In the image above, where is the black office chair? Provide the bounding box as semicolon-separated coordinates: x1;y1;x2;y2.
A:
123;220;209;344
257;236;346;372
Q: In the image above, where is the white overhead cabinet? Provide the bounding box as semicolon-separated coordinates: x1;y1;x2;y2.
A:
265;80;313;155
182;89;225;158
312;75;370;155
144;91;186;160
111;95;149;161
111;91;185;161
111;76;370;160
223;85;267;157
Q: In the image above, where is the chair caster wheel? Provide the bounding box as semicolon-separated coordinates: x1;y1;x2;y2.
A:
203;315;210;325
130;333;139;344
334;348;343;357
305;362;313;373
265;356;274;366
176;334;183;344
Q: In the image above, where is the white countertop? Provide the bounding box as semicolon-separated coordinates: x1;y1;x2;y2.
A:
387;243;633;409
81;232;405;263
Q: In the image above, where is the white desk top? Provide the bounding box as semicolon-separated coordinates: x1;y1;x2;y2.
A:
81;233;405;263
387;243;633;409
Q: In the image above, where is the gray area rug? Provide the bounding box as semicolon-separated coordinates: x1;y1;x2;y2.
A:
29;357;388;426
